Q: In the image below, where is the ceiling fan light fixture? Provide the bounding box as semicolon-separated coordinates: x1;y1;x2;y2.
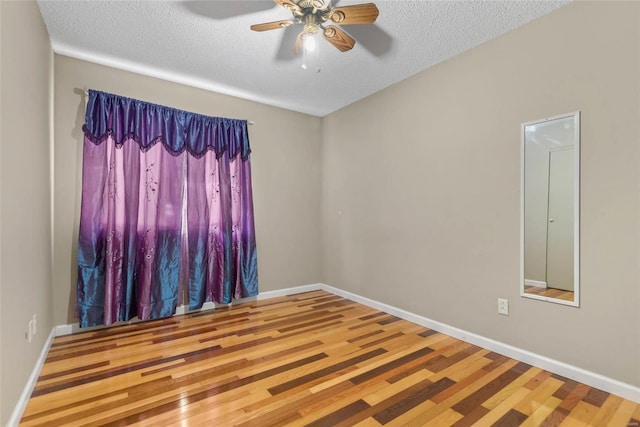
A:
302;23;319;51
302;33;317;52
300;26;321;73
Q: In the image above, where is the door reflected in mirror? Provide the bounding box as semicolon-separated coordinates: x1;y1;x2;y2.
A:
521;112;580;306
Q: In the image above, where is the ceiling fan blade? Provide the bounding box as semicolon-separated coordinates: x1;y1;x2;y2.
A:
276;25;302;60
273;0;301;12
323;25;355;52
183;1;276;20
343;24;392;57
329;3;379;25
293;31;304;55
251;20;294;32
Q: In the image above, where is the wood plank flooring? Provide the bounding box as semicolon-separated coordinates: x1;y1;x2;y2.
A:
524;286;574;302
20;290;639;426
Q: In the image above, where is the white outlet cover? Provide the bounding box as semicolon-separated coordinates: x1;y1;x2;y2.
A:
498;298;509;315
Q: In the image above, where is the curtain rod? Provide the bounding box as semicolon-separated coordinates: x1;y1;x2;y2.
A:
82;89;254;125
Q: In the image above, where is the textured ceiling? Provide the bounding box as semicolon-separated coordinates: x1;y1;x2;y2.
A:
37;0;569;117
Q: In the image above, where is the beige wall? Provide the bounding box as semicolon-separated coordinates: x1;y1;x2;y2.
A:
53;56;323;324
4;2;638;420
323;1;639;387
0;1;53;424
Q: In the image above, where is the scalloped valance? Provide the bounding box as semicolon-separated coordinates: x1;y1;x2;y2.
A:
82;89;251;159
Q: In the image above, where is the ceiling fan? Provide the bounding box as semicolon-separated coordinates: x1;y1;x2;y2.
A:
250;0;379;54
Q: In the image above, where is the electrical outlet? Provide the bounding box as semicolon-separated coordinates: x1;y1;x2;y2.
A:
498;298;509;315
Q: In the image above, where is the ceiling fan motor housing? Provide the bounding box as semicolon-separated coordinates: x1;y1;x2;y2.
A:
292;0;330;25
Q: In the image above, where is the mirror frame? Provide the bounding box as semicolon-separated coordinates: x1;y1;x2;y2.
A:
520;111;580;307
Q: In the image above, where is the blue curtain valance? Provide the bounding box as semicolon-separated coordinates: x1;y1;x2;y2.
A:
82;89;251;159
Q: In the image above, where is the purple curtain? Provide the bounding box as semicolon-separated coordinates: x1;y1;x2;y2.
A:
187;150;257;307
77;90;258;327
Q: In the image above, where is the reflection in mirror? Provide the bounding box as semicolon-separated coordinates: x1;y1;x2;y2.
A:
521;112;579;306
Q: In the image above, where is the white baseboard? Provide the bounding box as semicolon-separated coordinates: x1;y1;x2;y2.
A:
7;327;56;427
524;279;547;288
48;282;639;405
318;283;640;404
254;283;323;299
55;283;324;336
174;284;324;313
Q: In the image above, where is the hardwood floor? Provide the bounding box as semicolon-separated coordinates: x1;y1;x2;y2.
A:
524;286;574;302
20;290;639;426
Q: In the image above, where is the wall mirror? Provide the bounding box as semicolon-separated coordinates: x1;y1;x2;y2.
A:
521;112;580;307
